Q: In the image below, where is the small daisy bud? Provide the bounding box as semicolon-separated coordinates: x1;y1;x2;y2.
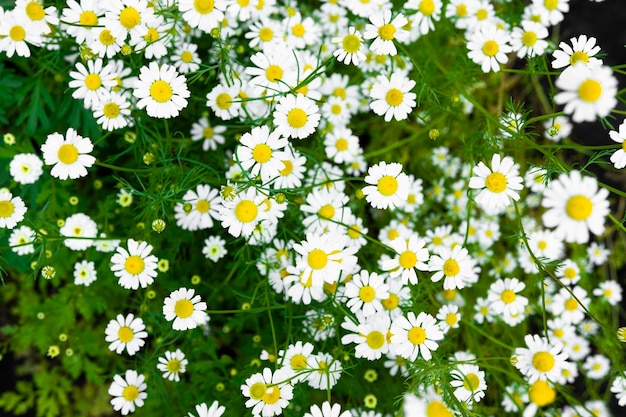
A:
57;219;65;227
59;333;68;342
124;131;136;143
547;126;559;137
252;334;261;343
93;179;103;189
183;202;193;213
236;45;245;54
274;193;286;204
216;382;225;391
45;250;52;259
143;152;156;165
617;327;626;342
509;355;519;366
41;266;56;280
364;394;377;408
229;368;237;376
157;259;169;272
242;303;252;311
3;133;16;145
37;312;45;320
65;348;74;357
364;369;378;382
47;345;60;358
121;44;132;55
355;189;365;200
69;196;79;205
210;28;220;38
250;358;261;367
147;290;156;299
152;219;166;233
220;185;236;201
429;129;440;140
191;275;201;285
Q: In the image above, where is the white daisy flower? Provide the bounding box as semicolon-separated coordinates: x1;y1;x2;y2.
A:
363;9;409;56
108;369;148;415
236;126;289;183
541;170;610;243
0;191;27;230
306;352;342;390
487;277;528;317
389;311;444;361
344;270;390;318
92;90;132;131
163;287;208;331
341;313;391;360
593;280;622;306
531;0;569;26
202;236;228;262
174;184;222;231
171;42;201;74
87;26;123;58
60;0;105;44
190;117;226;151
273;94;320;140
550;286;590;325
60;213;98;251
0;11;42;58
9;153;43;185
381;235;430;285
468;154;524;208
68;58;117;109
513;334;570;384
102;0;155;39
73;260;97;286
40;128;96;180
303;401;351;417
406;0;443;36
133;62;190;119
187;401;225;417
552;34;602;70
554;63;617;123
178;0;226;33
110;238;159;290
157;349;188;382
218;187;268;238
450;363;487;403
369;72;417;122
429;245;479;290
437;303;461;333
104;313;148;356
205;83;242;121
362;161;410;210
9;225;36;255
240;367;294;416
466;24;512;73
510;20;549;58
582;354;610;380
332;27;367;66
609;119;626;169
278;341;315;383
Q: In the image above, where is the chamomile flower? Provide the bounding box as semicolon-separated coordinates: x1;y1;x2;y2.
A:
466;24;512;73
206;83;242;120
344;270;390;318
468;154;524;208
68;58;117;108
73;260;97;286
341;313;391;360
191;117;226;151
487;277;528;317
187;401;226;417
279;341;315;382
381;235;430;285
87;26;123;58
60;0;104;44
105;313;148;356
513;334;570;384
369;72;417;122
110;238;159;290
236;126;288;183
389;311;444;361
92;90;132;131
241;367;294;417
163;287;208;331
609;119;626;169
554;63;617;123
134;62;190;119
552;34;602;69
593;280;622;305
157;349;188;382
108;369;148;415
0;11;42;58
543;115;572;142
450;364;487;403
202;236;228;262
178;0;225;32
9;153;43;185
41;128;95;180
363;10;409;56
171;42;200;74
9;225;36;255
246;48;297;94
0;191;26;230
218;187;268;238
550;286;590;325
324;127;360;164
304;401;351;417
292;232;357;287
541;170;610;243
332;27;367;66
610;375;626;406
429;245;479;290
407;0;443;36
362;161;410;210
273;94;320;140
60;213;98;251
531;0;568;26
582;354;610;380
510;20;549;58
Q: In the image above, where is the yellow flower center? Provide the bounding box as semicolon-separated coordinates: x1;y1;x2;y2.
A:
408;326;426;345
279;160;293;175
318;204;335;219
119;7;141;30
290;354;307;370
235;200;258;223
85;73;102;91
263;386;281;404
103;102;121;119
419;0;435;16
144;27;159;43
335;138;349;151
578;79;602;102
181;51;194;63
342;34;361;53
196;200;210;213
482;40;499;57
249;382;266;400
287;108;308;129
446;313;458;326
442;289;457;301
215;93;232;109
485;172;507;193
99;30;116;45
377;175;398;196
259;27;273;42
202;127;214;138
292;23;305;37
359;285;376;302
544;0;558;11
150;80;173;103
564;298;578;311
194;0;214;12
366;330;385;349
463;373;480;391
563;268;576;279
265;64;283;82
122;385;139;401
529;380;556;407
382;293;399;310
166;359;181;373
532;351;555;373
333;87;347;99
476;8;488;20
565;195;592;221
443;258;460;276
9;25;26;42
378;23;396;41
570;51;589;65
238;0;250;6
80;10;98;26
522;31;537;47
0;201;15;218
174;299;194;318
57;144;79;165
307;249;328;270
124;255;145;275
501;289;516;303
117;326;134;343
456;5;467;17
426;401;453;417
399;250;417;269
26;1;45;21
252;143;272;163
385;88;404;106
